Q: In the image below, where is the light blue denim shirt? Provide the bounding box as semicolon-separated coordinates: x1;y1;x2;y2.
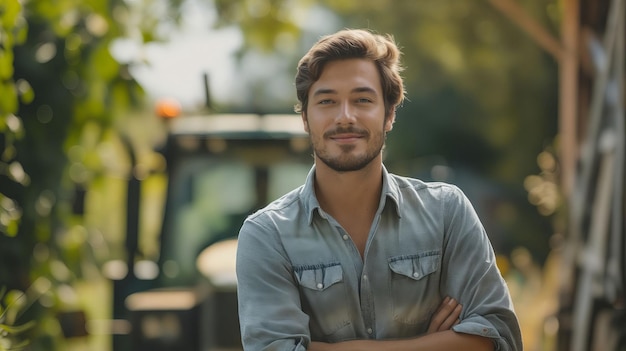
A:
236;166;522;351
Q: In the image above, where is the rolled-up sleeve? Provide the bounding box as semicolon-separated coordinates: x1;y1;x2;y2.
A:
236;217;310;351
442;186;523;351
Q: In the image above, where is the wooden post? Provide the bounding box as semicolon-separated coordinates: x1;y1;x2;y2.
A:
559;0;580;197
487;0;578;195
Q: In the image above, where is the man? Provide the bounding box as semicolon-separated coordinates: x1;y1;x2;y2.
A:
236;28;522;351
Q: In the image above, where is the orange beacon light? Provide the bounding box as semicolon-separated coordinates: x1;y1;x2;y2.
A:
155;98;181;119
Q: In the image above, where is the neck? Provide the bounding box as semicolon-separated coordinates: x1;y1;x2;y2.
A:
313;157;384;219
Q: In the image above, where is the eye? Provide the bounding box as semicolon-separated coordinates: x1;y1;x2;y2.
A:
318;99;334;105
356;97;373;103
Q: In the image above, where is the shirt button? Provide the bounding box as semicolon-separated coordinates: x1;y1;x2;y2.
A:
362;275;368;280
342;234;349;240
367;328;373;334
316;283;323;289
412;272;419;278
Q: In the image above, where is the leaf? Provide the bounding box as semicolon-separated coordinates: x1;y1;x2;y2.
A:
12;16;27;45
0;337;30;351
15;80;33;105
0;49;14;80
91;42;119;81
0;0;21;29
0;321;35;335
0;81;17;115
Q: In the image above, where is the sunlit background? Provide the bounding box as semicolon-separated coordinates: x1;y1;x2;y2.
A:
0;0;623;351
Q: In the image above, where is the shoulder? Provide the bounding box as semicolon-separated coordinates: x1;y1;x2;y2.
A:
384;173;475;222
240;186;307;235
388;173;466;202
251;186;303;216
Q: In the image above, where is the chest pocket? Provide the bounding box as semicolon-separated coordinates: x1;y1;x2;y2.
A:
293;262;352;338
388;250;441;326
295;263;343;291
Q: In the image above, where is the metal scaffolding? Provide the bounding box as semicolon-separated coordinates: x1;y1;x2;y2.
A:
490;0;625;350
565;0;625;349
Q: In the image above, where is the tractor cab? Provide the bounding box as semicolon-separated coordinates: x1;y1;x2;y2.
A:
112;106;312;351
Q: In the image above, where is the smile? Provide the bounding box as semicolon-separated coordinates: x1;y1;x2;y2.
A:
324;127;369;141
330;134;364;143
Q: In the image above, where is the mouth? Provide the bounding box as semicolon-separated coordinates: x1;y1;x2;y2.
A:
330;133;364;143
325;128;368;143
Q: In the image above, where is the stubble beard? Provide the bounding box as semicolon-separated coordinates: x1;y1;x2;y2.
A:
312;128;386;172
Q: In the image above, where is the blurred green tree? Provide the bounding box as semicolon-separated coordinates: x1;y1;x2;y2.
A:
0;0;175;349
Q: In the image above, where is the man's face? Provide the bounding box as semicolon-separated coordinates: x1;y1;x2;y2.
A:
303;58;394;172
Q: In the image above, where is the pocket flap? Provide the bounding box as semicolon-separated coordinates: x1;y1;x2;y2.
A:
294;263;343;291
388;251;440;281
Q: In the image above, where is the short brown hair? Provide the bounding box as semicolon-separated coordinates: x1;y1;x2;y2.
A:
294;29;405;118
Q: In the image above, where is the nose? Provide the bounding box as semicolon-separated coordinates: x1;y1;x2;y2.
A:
336;101;356;124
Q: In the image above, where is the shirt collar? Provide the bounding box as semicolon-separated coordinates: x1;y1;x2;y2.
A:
301;165;402;226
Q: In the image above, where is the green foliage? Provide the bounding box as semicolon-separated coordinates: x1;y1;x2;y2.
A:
0;287;35;351
213;0;303;51
0;0;179;349
0;0;27;238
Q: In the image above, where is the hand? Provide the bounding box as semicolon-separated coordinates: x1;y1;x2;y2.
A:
427;296;462;333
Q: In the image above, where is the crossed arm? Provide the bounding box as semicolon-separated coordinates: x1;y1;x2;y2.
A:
308;297;494;351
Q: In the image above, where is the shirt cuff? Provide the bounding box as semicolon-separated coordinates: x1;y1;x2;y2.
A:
452;315;506;350
452;315;499;337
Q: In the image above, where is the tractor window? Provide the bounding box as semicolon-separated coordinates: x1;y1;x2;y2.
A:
161;158;256;284
160;155;311;285
268;163;311;200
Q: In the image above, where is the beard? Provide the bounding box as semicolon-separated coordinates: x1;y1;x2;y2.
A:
311;125;386;172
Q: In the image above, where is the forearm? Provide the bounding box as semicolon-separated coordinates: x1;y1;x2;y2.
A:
309;330;494;351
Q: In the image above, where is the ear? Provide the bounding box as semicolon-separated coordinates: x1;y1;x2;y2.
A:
302;112;309;133
384;112;396;132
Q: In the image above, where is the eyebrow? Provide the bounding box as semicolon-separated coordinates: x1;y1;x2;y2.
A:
312;86;378;97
